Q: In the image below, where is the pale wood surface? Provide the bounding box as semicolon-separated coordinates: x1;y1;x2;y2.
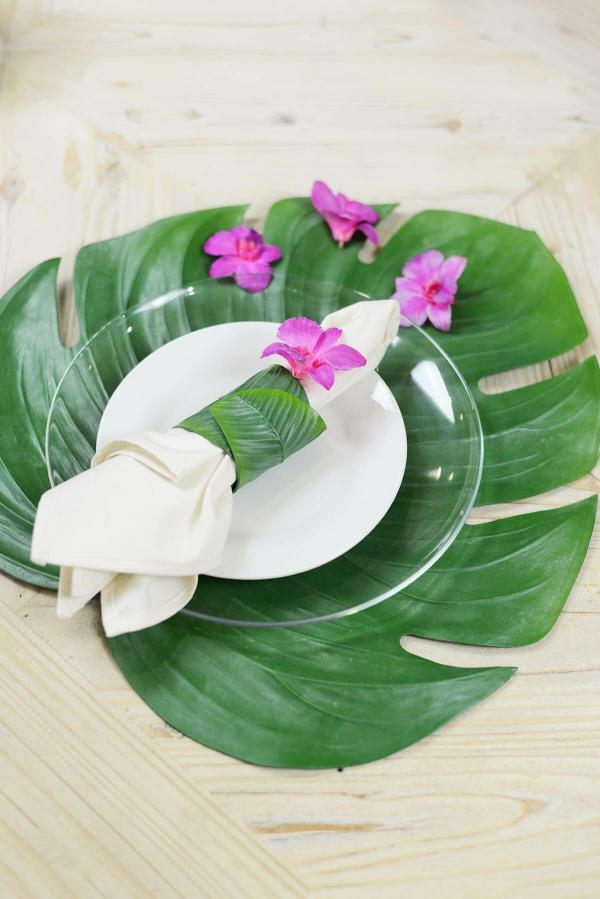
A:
1;3;600;897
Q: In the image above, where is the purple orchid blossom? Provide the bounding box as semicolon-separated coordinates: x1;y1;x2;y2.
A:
311;180;379;247
392;250;467;331
204;225;282;293
261;316;366;390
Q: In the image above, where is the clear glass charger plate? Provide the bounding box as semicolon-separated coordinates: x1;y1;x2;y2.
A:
46;277;483;628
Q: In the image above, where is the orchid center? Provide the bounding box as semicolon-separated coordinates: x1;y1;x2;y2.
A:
425;277;442;301
237;237;260;260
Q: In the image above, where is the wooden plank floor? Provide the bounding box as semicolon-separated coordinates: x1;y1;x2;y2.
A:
1;3;599;896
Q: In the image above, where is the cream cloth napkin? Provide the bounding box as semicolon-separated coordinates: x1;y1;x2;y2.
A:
31;299;399;636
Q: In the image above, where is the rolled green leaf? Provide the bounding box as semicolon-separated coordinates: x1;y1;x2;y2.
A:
178;365;326;488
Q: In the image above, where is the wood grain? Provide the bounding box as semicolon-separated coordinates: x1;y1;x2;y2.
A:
1;2;599;896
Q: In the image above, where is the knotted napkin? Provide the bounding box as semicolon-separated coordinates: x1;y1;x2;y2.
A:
31;299;399;635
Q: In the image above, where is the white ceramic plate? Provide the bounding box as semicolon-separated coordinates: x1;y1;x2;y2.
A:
97;321;407;580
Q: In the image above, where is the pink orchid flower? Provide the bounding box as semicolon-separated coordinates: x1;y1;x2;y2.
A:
311;180;379;247
393;249;467;331
204;225;282;293
261;316;366;390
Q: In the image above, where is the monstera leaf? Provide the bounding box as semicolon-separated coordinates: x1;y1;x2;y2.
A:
0;201;598;767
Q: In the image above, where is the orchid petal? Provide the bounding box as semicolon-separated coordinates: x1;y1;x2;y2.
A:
402;250;444;281
398;294;429;326
259;243;283;263
392;279;426;302
357;222;379;245
440;276;458;295
434;287;456;306
277;317;323;349
427;303;452;331
235;264;272;293
394;275;414;293
323;212;357;245
441;255;467;282
204;230;240;256
320;344;367;371
260;342;303;372
308;362;335;390
208;256;239;278
230;224;256;241
345;199;379;224
313;327;343;354
311;180;337;215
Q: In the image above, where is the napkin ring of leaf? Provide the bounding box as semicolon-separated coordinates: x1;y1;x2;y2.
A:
178;365;326;489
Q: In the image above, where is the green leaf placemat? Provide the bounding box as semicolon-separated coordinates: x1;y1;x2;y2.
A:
0;202;598;767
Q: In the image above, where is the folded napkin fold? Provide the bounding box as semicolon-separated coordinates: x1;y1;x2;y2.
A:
31;299;400;636
33;430;236;635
